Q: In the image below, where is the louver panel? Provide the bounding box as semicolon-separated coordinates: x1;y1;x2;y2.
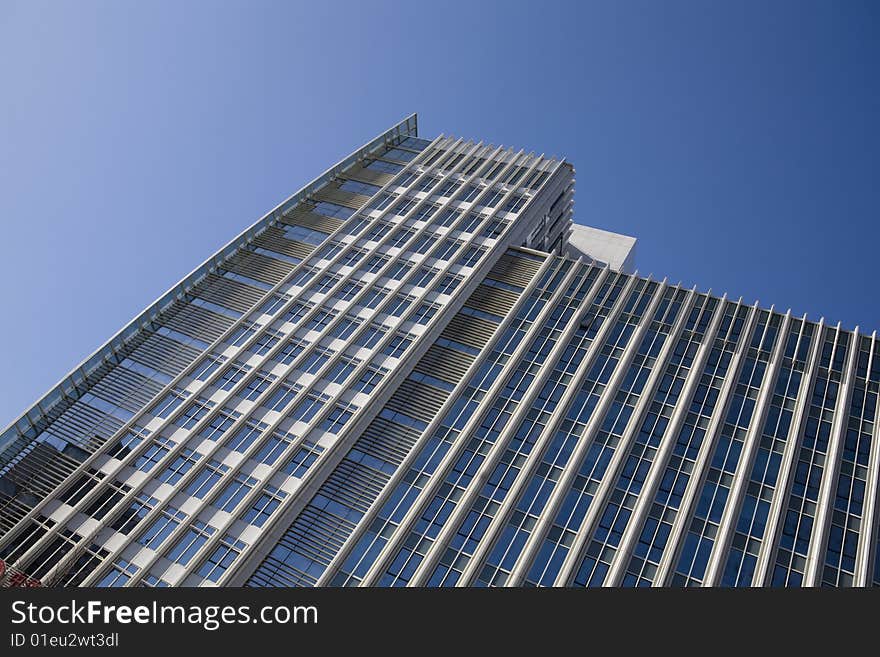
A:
128;333;202;377
314;188;370;210
253;226;314;260
279;209;343;234
89;367;164;413
161;302;234;344
225;250;295;286
191;274;265;314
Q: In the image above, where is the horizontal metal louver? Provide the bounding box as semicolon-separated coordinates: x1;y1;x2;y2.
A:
342;167;394;187
464;283;520;317
357;419;420;466
442;314;498;350
313;187;370;210
488;252;542;288
89;367;164;413
160;301;234;343
280;209;343;234
127;332;202;377
46;401;124;449
252;225;315;260
191;273;265;314
225;250;295;286
414;344;475;383
385;379;450;424
322;460;388;516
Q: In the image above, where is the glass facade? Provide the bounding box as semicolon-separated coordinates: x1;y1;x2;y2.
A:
0;115;877;588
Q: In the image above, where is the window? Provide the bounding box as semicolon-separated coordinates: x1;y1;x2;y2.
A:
228;322;261;348
384;261;412;281
363;252;389;272
412;267;438;288
264;381;301;412
288;267;318;288
251;332;280;356
394;170;419;187
241;487;287;527
138;506;186;550
193;354;226;381
304;308;337;332
481;218;507;239
158;448;200;485
435;180;460;197
326;357;360;384
135;438;174;472
257;293;290;316
254;431;295;465
281;302;312;325
338;247;366;268
311;200;353;219
457;245;485;268
390;197;418;217
457;184;482;203
174;398;214;430
353;365;389;394
111;493;156;535
410;303;438;326
214;474;258;513
339;179;380;196
300;348;332;374
355;324;387;349
225;421;267;453
242;371;276;401
277;340;306;365
198;535;246;583
107;427;149;460
200;408;240;442
167;521;216;566
150;389;189;419
436;274;463;295
434;208;458;227
332;280;362;302
329;315;361;340
313;240;343;261
59;470;104;506
96;560;138;587
413;203;439;223
365;158;403;174
411;234;438;255
311;274;340;295
361;287;389;310
284;441;324;478
383;333;413;358
388;226;415;248
503;194;527;213
217;362;251;391
367;193;396;211
480;187;506;207
364;222;392;243
289;394;329;424
385;294;413;318
186;460;229;499
434;238;460;261
319;405;356;434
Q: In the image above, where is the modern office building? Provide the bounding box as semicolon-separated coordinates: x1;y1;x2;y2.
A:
0;115;877;588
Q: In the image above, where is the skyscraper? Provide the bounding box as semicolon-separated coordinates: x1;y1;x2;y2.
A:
0;115;877;588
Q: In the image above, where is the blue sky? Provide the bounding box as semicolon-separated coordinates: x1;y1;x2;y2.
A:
1;0;878;427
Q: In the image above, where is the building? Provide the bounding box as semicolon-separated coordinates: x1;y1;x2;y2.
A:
0;114;877;588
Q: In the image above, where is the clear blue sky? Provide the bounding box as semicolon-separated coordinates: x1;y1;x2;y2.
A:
1;0;878;428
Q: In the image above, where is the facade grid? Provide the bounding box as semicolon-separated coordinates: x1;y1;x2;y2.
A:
0;115;877;588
